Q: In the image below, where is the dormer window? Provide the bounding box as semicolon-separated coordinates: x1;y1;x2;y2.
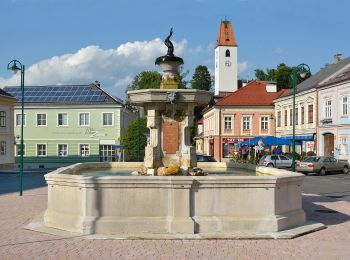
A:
225;49;230;57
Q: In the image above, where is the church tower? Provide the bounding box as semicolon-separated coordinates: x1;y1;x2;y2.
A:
214;20;238;95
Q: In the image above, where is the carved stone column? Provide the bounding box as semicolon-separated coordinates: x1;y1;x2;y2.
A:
180;105;196;172
144;109;162;174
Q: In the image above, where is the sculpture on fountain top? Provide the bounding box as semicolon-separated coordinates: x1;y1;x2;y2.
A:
155;28;184;89
165;28;174;56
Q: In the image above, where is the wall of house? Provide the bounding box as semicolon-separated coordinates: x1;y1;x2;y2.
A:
318;81;350;161
274;90;317;153
13;104;130;169
0;97;15;168
203;106;275;161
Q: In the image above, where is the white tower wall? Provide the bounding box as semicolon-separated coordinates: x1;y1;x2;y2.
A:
214;46;237;95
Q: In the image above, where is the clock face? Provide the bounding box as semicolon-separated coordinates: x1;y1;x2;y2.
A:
225;60;231;67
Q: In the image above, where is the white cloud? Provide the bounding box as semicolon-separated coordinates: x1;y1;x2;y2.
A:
0;38;188;98
238;61;250;75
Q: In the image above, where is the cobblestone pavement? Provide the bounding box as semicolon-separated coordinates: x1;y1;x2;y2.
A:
0;187;349;260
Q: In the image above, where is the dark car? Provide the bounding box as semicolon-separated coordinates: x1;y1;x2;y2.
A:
196;154;216;162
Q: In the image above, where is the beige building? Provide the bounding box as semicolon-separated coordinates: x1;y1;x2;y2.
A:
0;89;16;169
274;89;317;154
274;55;350;155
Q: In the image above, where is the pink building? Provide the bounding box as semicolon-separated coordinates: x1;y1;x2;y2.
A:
202;81;288;162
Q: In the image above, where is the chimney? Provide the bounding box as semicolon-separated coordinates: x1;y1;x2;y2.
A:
266;81;277;93
334;54;342;64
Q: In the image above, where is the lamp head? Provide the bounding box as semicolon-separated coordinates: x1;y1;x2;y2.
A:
299;72;307;79
8;62;21;75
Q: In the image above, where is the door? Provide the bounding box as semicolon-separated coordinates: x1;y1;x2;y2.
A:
279;155;292;168
323;133;334;156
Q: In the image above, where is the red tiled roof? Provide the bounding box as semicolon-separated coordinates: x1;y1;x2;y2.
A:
215;20;238;48
215;81;289;106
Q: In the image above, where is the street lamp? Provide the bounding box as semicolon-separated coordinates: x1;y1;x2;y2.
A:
291;63;310;172
7;60;25;196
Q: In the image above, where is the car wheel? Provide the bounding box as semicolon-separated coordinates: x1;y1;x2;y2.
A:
267;163;274;168
343;166;349;174
319;167;326;176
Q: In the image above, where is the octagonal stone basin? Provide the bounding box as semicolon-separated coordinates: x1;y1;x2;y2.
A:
44;162;305;237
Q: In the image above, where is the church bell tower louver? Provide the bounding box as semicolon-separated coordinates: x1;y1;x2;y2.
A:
214;20;238;95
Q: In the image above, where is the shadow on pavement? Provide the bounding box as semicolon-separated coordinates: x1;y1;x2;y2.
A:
0;172;47;195
303;194;350;226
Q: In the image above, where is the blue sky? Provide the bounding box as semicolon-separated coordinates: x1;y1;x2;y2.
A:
0;0;349;98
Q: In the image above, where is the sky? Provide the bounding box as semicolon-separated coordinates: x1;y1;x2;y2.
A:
0;0;349;98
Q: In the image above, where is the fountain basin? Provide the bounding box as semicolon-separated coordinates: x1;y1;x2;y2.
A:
44;162;306;237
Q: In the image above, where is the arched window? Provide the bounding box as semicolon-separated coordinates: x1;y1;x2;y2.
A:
225;49;230;57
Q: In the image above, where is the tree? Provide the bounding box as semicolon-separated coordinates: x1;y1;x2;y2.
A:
190;65;212;91
254;63;311;89
126;71;162;92
120;117;147;161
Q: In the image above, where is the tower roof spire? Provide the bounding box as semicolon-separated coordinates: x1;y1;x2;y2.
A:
215;20;238;48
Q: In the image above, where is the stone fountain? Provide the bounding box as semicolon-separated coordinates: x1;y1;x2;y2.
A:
38;29;324;239
128;28;212;175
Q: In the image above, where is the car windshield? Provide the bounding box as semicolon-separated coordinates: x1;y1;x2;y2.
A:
304;157;320;162
260;156;267;161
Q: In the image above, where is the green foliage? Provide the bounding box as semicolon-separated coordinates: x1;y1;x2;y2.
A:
191;65;212;91
126;71;162;92
120;117;147;161
254;63;311;89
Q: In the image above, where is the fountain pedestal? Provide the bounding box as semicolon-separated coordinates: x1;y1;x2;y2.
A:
128;89;212;174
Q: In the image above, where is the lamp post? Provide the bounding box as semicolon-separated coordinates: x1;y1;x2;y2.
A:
291;63;310;172
270;115;277;167
7;60;25;196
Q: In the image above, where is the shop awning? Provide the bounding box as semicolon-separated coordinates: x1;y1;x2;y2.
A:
279;135;314;141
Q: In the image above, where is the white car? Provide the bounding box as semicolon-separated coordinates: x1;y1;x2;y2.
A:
258;155;293;168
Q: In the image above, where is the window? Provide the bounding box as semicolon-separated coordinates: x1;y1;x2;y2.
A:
225;49;230;57
301;106;305;125
16;114;26;127
79;113;90;126
260;116;269;130
224;116;232;130
16;144;25;156
308;104;314;123
0;111;6;127
290;109;293;126
0;141;6;155
223;143;235;158
339;137;348;155
102;113;113;126
37;114;47;126
37;144;47;157
57;113;68;126
277;111;281;127
80;144;89;157
58;144;68;157
296;108;299;125
243;116;250;130
324;100;332;118
284;110;287;126
342;96;348;116
100;145;115;162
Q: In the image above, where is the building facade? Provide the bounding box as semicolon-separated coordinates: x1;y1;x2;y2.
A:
274;56;350;155
274;90;317;154
203;81;287;162
4;84;134;169
0;89;16;169
214;20;238;95
317;63;350;161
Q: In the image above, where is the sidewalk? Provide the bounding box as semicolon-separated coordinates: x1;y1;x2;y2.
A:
0;187;349;259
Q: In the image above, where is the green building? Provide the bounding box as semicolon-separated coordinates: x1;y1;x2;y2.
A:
4;83;134;169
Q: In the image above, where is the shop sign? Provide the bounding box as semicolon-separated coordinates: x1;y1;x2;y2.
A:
222;138;247;143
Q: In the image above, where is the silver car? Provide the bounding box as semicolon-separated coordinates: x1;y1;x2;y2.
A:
258;155;293;168
296;156;349;175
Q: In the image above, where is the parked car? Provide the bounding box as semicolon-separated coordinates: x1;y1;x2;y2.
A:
196;154;216;162
258;155;294;168
296;156;349;175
